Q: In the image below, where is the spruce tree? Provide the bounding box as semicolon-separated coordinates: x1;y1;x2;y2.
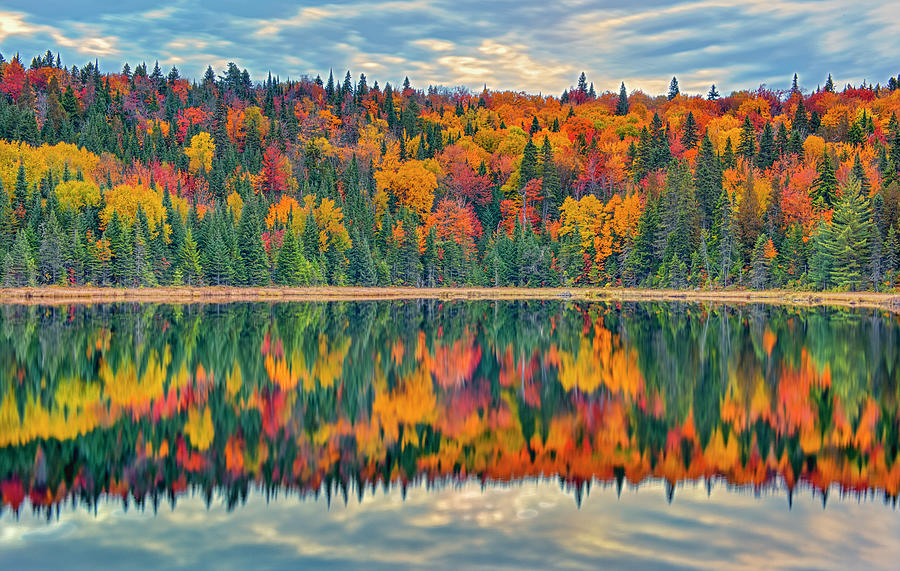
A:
695;135;722;224
750;234;772;289
204;225;234;286
237;198;270;286
722;137;735;169
178;227;203;286
820;179;875;290
38;209;65;284
707;84;720;101
541;136;562;216
274;225;307;286
737;116;756;161
105;211;134;286
615;82;629;116
812;152;838;206
346;228;376;286
680;112;698;149
757;122;776;169
793;98;808;135
3;230;36;287
519;137;538;188
667;76;680;100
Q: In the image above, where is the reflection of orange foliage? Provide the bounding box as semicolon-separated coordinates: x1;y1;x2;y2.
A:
432;333;482;387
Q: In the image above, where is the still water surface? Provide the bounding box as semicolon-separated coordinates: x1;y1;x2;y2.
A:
0;300;898;568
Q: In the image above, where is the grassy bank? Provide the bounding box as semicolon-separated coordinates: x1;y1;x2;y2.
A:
1;286;899;311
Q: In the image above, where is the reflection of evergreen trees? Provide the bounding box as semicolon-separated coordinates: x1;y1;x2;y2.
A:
0;301;899;514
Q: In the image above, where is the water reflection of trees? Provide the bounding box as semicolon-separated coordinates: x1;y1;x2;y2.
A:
0;301;898;516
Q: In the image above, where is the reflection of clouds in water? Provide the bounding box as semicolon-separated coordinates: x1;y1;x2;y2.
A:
1;481;898;569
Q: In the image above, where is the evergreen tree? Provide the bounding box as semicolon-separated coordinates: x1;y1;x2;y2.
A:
757;122;776;169
750;234;773;289
302;211;319;262
274;226;308;286
737;116;756;161
237;198;270;285
178;227;203;285
105;211;135;286
722;137;735;169
695;135;722;225
133;217;156;287
3;230;36;287
793;98;808;135
680;112;698;149
615;82;629;115
707;84;720;101
203;224;234;286
812;152;838;206
38;209;65;284
541;136;562;216
667;76;680;100
818;179;875;290
851;153;871;195
775;122;789;158
346;228;376;286
520;137;539;187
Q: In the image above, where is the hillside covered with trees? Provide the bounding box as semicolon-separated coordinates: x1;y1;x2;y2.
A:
1;49;899;290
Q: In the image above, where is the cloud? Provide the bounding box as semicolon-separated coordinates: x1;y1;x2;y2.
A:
410;39;455;52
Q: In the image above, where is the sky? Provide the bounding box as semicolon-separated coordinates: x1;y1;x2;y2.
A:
0;1;898;97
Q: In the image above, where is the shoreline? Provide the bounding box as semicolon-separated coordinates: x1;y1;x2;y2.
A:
1;286;899;311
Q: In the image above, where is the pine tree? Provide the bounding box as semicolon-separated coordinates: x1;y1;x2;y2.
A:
695;135;722;225
819;179;875;290
3;230;36;287
38;209;65;284
667;76;680;100
737;116;756;161
237;198;270;286
680;112;698;149
851;154;871;195
178;227;203;285
824;74;835;93
757;122;776;169
793;98;808;135
722;137;735;169
13;163;29;213
750;234;773;289
541;136;562;216
203;224;234;286
302;211;319;262
274;226;308;286
712;189;737;286
615;82;629;115
105;211;135;286
812;152;838;206
346;228;376;286
520;137;538;188
576;72;588;95
775;122;789;158
133;218;156;287
786;129;804;157
707;84;720;101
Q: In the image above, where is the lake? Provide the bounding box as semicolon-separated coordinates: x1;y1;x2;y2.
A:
0;300;898;569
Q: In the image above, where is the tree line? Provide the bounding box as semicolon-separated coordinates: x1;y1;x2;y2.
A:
1;50;899;290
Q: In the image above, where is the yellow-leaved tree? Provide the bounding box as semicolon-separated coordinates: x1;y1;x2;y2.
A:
375;160;438;219
185;132;215;172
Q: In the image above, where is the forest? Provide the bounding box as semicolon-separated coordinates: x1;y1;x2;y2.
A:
1;49;899;290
